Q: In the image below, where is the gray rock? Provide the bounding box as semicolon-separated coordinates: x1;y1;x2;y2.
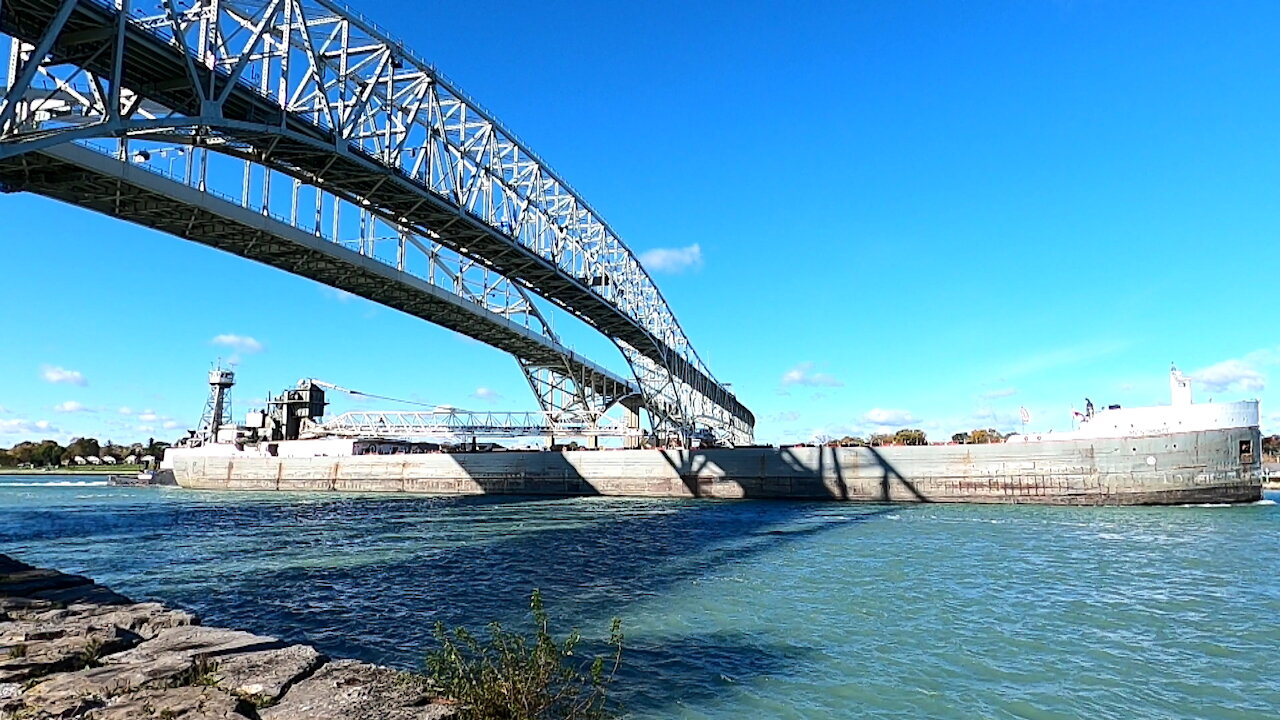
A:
85;686;248;720
0;623;139;683
15;654;193;717
0;569;100;601
29;585;132;608
104;626;323;706
261;660;453;720
0;596;58;620
0;603;196;683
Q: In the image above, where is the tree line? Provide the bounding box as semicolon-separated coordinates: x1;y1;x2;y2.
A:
0;437;172;468
1264;435;1280;459
826;427;1014;447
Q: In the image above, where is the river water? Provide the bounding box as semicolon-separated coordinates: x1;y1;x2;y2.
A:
2;475;1277;718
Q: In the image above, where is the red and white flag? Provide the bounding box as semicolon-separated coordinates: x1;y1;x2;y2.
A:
1019;406;1031;424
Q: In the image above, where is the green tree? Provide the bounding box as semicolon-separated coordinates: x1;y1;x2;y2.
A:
967;428;1006;444
893;429;928;446
951;432;971;444
61;437;102;465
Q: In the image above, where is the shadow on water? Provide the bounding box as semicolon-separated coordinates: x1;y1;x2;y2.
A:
2;490;903;714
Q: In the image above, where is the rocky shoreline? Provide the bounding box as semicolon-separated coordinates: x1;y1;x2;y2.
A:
0;554;452;719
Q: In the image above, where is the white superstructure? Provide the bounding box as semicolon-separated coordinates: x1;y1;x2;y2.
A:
1010;366;1258;444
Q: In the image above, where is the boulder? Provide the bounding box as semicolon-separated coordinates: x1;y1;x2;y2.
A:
261;660;453;720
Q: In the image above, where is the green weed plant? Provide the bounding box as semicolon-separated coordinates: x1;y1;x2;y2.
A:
425;590;623;720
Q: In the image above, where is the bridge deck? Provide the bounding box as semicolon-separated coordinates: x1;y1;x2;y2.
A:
0;143;637;403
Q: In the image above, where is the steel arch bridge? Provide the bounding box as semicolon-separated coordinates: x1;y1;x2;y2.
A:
0;0;754;444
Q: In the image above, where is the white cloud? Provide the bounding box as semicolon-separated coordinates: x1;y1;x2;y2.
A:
780;362;843;388
638;244;703;273
41;365;87;386
980;387;1017;399
1191;353;1271;394
767;411;801;423
118;407;134;415
862;408;917;426
138;410;160;422
470;387;502;403
162;420;181;430
211;334;264;354
137;425;155;433
0;418;58;436
52;401;90;413
0;405;8;414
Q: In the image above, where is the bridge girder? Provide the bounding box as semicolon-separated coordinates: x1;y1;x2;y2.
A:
0;0;755;443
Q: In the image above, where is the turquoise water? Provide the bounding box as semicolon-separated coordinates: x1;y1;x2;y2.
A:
2;475;1278;718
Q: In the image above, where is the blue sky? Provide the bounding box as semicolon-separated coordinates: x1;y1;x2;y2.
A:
2;0;1278;445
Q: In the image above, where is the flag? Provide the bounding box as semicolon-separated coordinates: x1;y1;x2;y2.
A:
1019;406;1031;424
1071;408;1084;420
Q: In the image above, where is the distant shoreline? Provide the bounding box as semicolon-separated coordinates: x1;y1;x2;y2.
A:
0;466;140;475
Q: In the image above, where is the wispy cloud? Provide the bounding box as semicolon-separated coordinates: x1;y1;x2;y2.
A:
1191;349;1276;394
41;365;86;386
137;410;160;422
980;387;1018;399
211;333;265;366
162;420;181;430
639;244;703;273
470;387;502;403
968;406;1023;430
0;418;57;435
321;287;357;303
118;407;134;415
52;401;91;413
780;362;843;388
998;340;1132;379
211;334;264;354
766;411;801;423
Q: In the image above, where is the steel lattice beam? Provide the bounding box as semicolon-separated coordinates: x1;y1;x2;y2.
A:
0;0;755;443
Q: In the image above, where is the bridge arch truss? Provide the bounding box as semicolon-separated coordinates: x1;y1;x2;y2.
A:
0;0;754;444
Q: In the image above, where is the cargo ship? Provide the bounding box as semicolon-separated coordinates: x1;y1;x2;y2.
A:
161;367;1262;505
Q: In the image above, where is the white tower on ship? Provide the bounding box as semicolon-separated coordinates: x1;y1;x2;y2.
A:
196;367;236;442
1170;364;1193;406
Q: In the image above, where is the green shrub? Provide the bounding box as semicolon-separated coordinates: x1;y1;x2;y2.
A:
425;590;623;720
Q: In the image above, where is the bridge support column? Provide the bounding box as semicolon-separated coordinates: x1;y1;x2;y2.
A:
624;404;642;449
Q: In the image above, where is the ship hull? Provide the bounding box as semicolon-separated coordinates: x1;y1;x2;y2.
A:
169;426;1263;506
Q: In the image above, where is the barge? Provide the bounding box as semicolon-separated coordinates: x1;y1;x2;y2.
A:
162;368;1262;505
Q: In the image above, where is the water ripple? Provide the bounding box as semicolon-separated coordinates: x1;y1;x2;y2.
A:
2;477;1278;718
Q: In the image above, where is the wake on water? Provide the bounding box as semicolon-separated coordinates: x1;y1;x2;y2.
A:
1179;498;1277;508
0;480;110;487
